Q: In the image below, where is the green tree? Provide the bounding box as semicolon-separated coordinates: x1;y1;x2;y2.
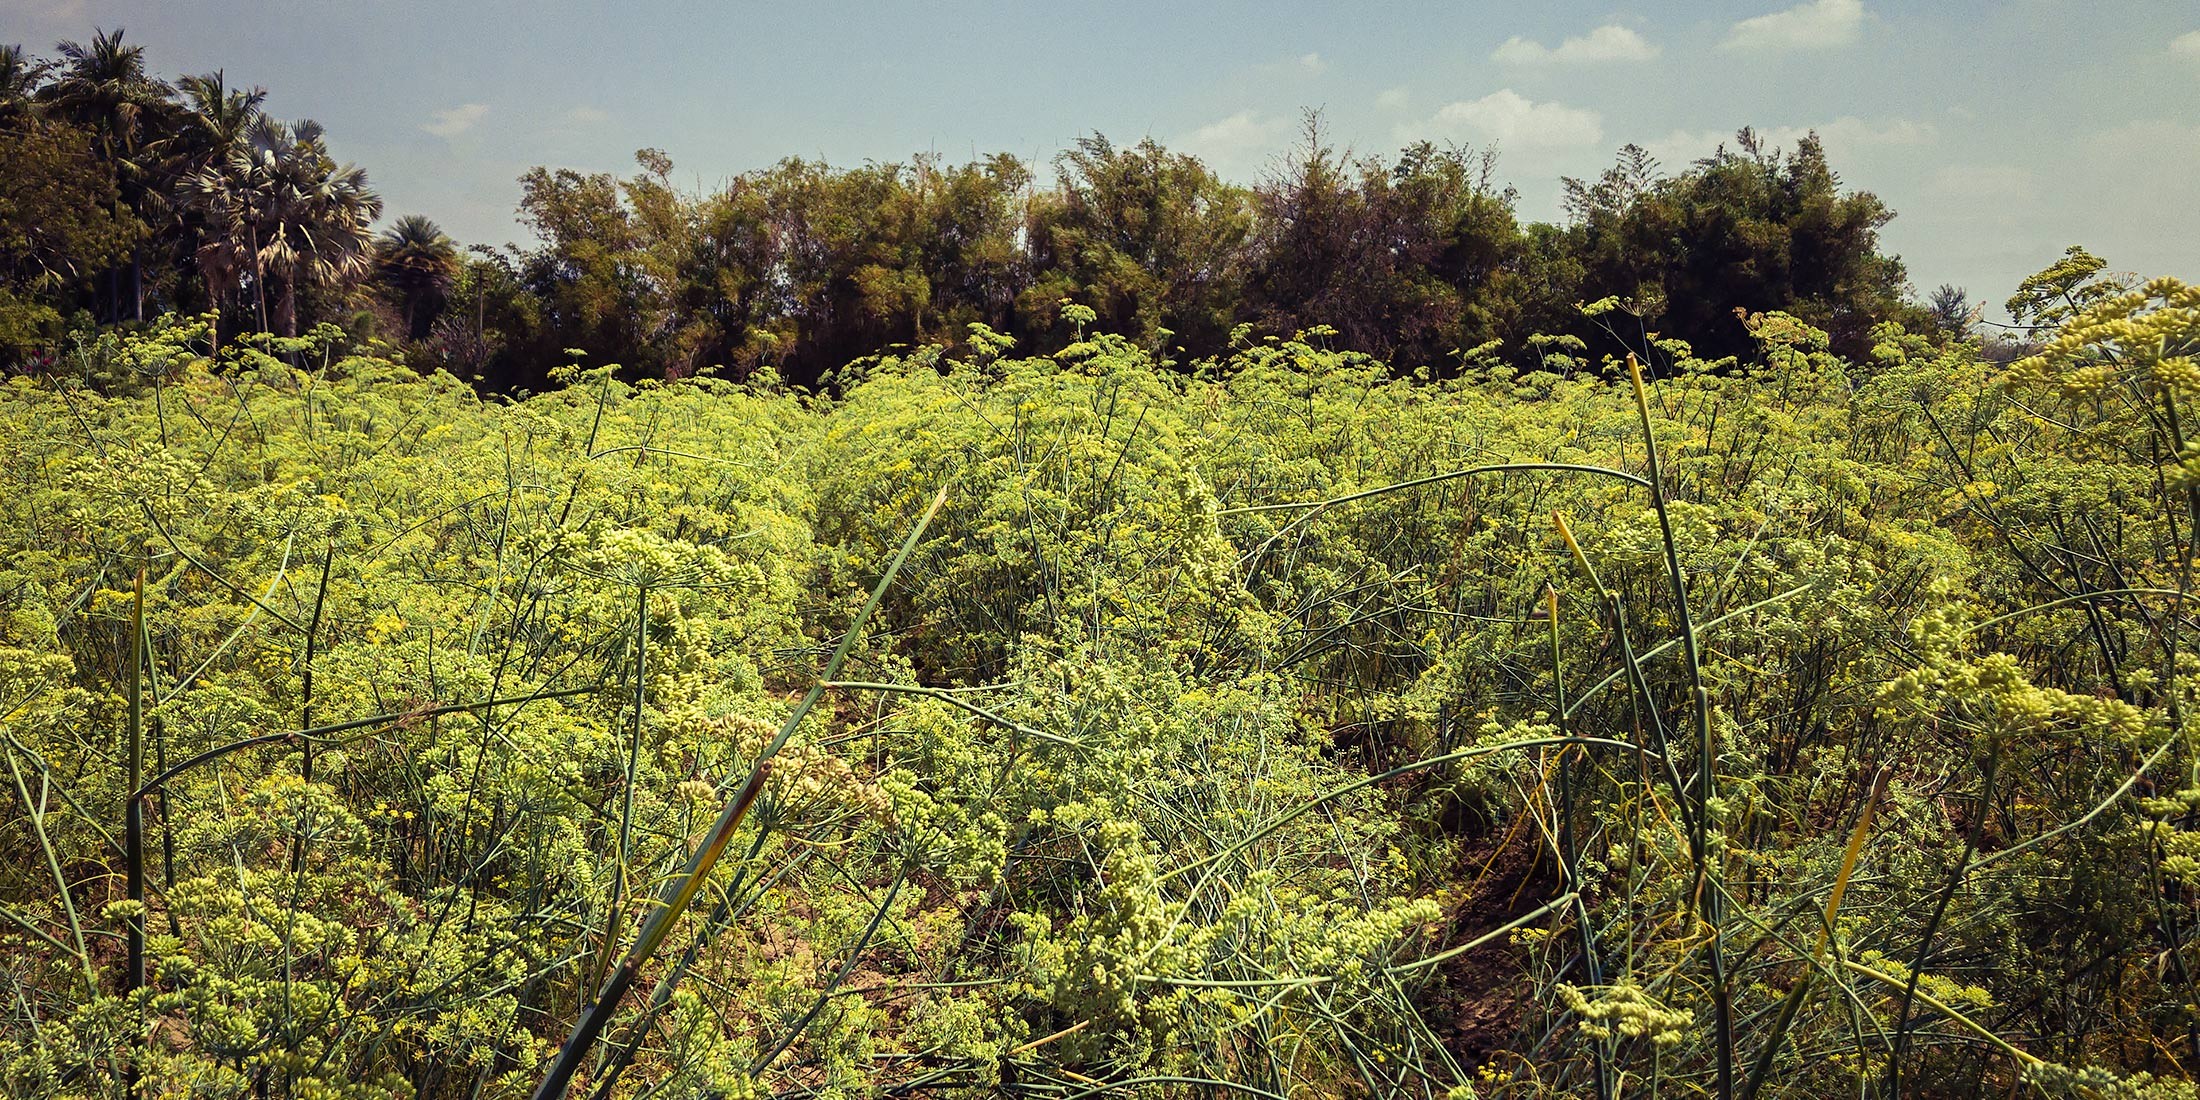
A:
676;173;793;375
374;214;458;340
1244;119;1529;367
1559;130;1915;362
760;153;1031;382
906;152;1032;341
417;246;542;384
515;161;662;367
179;116;381;336
1023;134;1252;358
35;28;177;322
165;70;266;322
0;122;143;357
0;44;50;127
508;149;1033;386
1924;282;1974;341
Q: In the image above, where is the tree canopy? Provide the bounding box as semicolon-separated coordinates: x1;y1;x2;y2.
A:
0;29;1949;388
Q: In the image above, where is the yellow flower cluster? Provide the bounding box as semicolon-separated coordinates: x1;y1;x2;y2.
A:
707;713;892;820
1556;981;1692;1047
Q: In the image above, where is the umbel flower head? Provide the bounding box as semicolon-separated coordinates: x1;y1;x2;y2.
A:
577;526;738;589
1556;982;1691;1047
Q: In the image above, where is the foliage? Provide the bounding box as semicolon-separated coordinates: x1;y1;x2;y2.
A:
1244;120;1529;368
1559;132;1921;362
0;121;143;356
0;31;1941;389
373;215;458;343
179;115;382;338
1;244;2196;1100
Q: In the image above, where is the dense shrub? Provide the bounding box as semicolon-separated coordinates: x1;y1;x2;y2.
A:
2;252;2197;1099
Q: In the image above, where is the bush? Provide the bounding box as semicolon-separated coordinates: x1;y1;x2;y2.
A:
3;257;2198;1099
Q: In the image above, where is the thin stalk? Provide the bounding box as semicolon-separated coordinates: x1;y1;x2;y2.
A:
529;486;948;1100
750;861;913;1074
1964;729;2177;876
1;741;95;994
1883;751;1997;1099
1627;352;1730;1100
821;683;1085;748
1228;461;1650;574
1955;588;2190;638
124;569;146;1099
1839;959;2044;1072
140;503;305;631
300;544;333;784
1550;585;1613;1100
589;584;651;1010
1157;736;1656;887
582;833;802;1100
152;716;176;935
1739;768;1886;1100
1558;584;1813;724
133;686;600;802
1384;892;1580;976
0;900;75;956
291;545;334;879
1554;512;1697;835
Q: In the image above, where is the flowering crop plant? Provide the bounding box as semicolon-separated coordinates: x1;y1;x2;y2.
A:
4;250;2200;1100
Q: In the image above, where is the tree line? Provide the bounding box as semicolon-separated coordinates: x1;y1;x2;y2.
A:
0;28;1960;390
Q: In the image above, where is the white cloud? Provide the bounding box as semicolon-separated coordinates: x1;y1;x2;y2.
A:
1648;116;1932;165
1404;90;1603;149
1376;86;1411;111
2089;118;2200;156
1816;116;1936;145
1493;25;1659;65
1929;164;2034;202
16;0;89;29
1721;0;1865;52
1175;111;1291;176
423;104;489;139
565;106;611;126
1253;52;1329;79
2172;30;2200;61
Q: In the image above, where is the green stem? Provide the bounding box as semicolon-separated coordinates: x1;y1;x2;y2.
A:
1628;353;1729;1100
124;569;145;1100
528;486;948;1100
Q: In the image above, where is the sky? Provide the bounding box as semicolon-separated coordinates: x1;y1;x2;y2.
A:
8;0;2199;310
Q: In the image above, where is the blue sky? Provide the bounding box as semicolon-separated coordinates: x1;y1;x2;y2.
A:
9;0;2198;309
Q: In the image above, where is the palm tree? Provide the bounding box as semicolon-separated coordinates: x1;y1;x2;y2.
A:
0;44;50;127
182;116;381;336
178;149;257;330
38;29;176;320
375;215;459;340
169;71;266;323
39;29;172;155
175;70;265;157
